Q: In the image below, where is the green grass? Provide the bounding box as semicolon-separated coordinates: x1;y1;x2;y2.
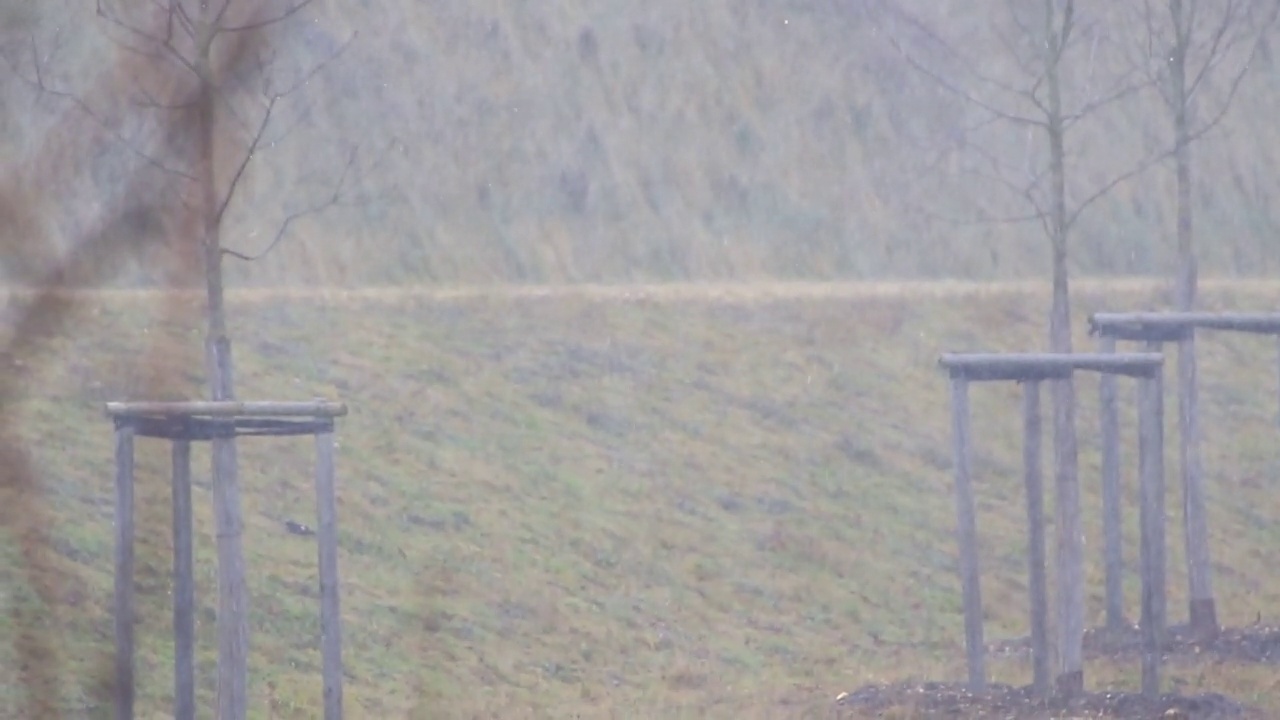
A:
4;278;1280;718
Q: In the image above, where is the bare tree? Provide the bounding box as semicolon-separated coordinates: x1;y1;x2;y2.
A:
879;0;1163;698
1132;0;1280;643
4;1;368;716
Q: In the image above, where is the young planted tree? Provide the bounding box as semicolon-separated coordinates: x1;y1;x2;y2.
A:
881;0;1159;697
4;1;367;716
1133;0;1280;642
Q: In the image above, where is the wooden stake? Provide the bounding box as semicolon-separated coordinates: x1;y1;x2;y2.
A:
114;421;136;720
1138;357;1167;698
1022;380;1050;695
1053;372;1085;698
106;400;348;418
209;336;248;720
1146;341;1168;642
1177;331;1217;638
172;439;196;720
315;427;345;719
949;377;985;690
1098;334;1125;631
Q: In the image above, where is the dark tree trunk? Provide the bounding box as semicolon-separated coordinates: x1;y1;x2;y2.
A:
1168;0;1217;641
1045;0;1084;697
195;15;250;718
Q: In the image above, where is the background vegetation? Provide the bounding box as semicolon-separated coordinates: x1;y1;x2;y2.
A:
5;1;1280;287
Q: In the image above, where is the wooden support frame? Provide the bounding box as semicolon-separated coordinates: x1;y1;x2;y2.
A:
109;400;347;720
106;400;349;418
113;422;135;720
938;352;1166;699
1021;379;1049;693
1097;336;1125;633
172;439;195;720
1090;311;1280;641
1088;311;1280;339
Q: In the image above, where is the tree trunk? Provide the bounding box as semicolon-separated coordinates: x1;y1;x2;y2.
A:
196;16;250;719
1169;0;1217;641
1045;0;1084;698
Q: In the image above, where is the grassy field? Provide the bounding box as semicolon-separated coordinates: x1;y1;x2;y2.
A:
3;277;1280;718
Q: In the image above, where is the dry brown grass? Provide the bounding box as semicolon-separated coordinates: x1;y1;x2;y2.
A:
3;274;1271;305
21;2;1280;287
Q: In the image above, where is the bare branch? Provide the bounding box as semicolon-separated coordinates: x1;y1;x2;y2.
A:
95;0;202;82
967;134;1048;190
992;3;1043;76
1181;47;1263;141
109;44;247;143
905;125;1053;229
1184;0;1202;34
882;4;1055;123
211;0;236;30
902;104;1026;180
1190;1;1278;100
96;0;169;48
214;31;354;225
1007;0;1047;68
217;0;316;35
1058;0;1077;58
1137;0;1273;115
222;128;402;264
918;204;1048;228
94;1;202;80
1126;0;1171;106
130;85;200;112
171;0;197;40
1185;9;1245;100
1062;75;1153;128
90;6;181;68
980;24;1050;110
1063;158;1159;232
885;32;1047;128
256;97;315;145
1058;102;1252;233
214;97;278;227
1143;0;1158;63
223;147;358;262
979;163;1051;219
21;38;197;182
269;30;353;99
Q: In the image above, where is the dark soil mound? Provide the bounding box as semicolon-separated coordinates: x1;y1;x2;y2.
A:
834;680;1250;719
987;622;1280;664
839;623;1280;718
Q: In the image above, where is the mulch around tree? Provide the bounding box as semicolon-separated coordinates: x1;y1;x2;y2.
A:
987;621;1280;664
834;623;1280;719
834;681;1249;719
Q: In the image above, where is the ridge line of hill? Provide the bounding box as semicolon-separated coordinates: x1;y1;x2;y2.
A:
1;276;1276;304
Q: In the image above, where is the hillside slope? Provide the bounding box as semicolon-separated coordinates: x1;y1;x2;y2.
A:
3;279;1280;717
7;1;1280;286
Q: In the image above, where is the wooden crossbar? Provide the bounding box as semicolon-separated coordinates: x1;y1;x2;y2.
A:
106;400;348;418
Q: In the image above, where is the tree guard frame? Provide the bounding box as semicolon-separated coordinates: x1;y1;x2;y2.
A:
1090;311;1280;641
938;352;1167;699
105;400;348;720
